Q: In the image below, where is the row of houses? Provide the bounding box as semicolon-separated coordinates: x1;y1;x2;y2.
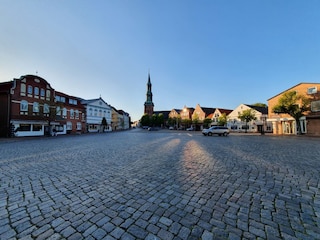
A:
0;74;131;137
151;83;320;136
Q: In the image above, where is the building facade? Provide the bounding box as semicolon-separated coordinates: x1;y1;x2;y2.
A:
81;98;112;132
268;83;320;135
54;91;86;135
0;75;56;137
227;104;271;133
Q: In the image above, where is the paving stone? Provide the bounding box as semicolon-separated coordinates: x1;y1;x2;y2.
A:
1;132;320;239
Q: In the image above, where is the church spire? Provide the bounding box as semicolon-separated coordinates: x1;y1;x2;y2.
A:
144;73;154;116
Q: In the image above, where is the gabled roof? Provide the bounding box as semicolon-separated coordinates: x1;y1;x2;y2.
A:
267;82;320;100
154;111;170;119
245;104;268;114
171;109;182;114
218;108;233;115
81;97;109;106
201;107;216;115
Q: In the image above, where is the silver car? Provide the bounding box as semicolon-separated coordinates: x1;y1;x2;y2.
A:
202;126;230;136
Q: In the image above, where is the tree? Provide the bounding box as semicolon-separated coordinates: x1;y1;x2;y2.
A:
272;91;310;134
192;113;199;130
157;113;164;127
252;103;267;107
140;114;150;127
238;109;257;133
203;118;212;128
101;117;108;132
217;113;228;126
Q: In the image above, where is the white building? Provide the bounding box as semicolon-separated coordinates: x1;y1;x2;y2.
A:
227;104;272;133
81;97;112;132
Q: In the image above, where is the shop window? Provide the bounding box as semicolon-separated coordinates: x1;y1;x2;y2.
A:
18;124;31;131
33;125;42;131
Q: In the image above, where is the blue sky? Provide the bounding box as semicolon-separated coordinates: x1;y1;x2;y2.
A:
1;0;320;121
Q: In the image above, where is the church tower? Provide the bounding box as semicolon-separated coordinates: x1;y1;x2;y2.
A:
144;73;154;116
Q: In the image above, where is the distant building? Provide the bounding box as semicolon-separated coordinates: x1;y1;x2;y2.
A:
54;91;86;135
227;104;271;133
81;97;112;133
144;73;154;116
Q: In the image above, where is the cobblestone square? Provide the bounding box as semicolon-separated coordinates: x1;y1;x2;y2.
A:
0;130;319;239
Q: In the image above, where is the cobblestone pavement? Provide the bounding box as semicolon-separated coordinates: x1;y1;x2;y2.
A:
0;130;320;240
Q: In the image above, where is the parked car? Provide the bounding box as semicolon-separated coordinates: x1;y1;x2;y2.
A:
202;126;230;136
169;126;174;130
186;127;194;131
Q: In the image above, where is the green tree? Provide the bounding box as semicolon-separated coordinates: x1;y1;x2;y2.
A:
273;91;310;134
157;113;164;127
238;109;257;133
203;118;212;128
140;114;150;127
217;113;227;126
192;113;199;130
151;114;157;127
252;103;267;107
101;117;108;132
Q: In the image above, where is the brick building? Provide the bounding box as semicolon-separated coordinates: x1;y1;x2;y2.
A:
54;91;86;135
268;83;320;135
0;75;56;137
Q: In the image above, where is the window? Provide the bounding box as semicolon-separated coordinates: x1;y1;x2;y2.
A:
34;87;39;97
33;102;39;113
70;109;74;119
75;110;79;119
89;108;93;116
40;89;45;98
33;124;42;131
69;99;77;105
55;96;61;102
46;90;51;101
28;85;33;95
56;106;61;115
43;104;50;114
20;100;28;112
67;122;72;130
21;83;26;96
94;109;98;116
62;108;67;118
99;109;102;117
76;122;82;130
18;124;31;131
